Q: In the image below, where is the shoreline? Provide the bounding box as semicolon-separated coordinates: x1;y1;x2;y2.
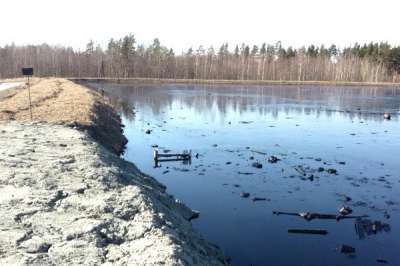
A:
70;77;400;87
0;79;228;265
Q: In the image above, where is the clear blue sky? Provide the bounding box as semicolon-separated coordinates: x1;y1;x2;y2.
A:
1;0;399;53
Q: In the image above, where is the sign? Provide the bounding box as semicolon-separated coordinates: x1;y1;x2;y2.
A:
22;67;34;76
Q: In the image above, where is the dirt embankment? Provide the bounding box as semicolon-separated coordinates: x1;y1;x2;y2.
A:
0;123;227;265
0;78;127;154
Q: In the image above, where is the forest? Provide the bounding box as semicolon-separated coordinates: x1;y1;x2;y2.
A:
1;34;400;82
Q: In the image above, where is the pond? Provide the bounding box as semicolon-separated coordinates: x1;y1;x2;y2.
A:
87;82;400;266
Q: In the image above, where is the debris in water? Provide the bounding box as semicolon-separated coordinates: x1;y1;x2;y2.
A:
252;197;267;202
354;218;391;239
338;244;356;254
383;211;390;219
326;168;338;175
238;172;254;175
376;258;389;264
251;150;268;155
273;211;367;222
339;206;353;216
145;129;152;134
251;162;263;169
240;192;250;198
383;113;391;120
268;156;280;163
287;229;328;235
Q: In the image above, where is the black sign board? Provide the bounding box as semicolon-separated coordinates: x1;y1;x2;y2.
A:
22;67;34;76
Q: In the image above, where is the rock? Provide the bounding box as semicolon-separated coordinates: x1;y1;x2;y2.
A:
20;237;51;254
240;192;250;198
338;244;356;254
268;156;280;163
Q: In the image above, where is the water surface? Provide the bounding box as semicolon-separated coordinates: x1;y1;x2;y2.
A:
88;82;400;266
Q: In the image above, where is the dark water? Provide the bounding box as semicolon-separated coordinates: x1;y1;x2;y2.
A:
88;82;400;266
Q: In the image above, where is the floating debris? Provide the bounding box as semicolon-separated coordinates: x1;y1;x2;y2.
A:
354;218;391;239
338;244;356;254
287;229;328;235
327;168;338;175
238;172;254;175
145;129;152;134
383;113;391;120
251;150;268;155
240;192;250;198
339;206;353;216
273;211;368;222
251;162;263;169
376;258;389;264
268;156;280;163
252;197;267;202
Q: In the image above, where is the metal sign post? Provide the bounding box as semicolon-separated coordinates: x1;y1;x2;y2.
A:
22;68;34;120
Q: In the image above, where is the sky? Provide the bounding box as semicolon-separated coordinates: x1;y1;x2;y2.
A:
1;0;399;53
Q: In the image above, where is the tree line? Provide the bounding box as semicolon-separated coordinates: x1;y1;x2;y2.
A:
1;35;400;82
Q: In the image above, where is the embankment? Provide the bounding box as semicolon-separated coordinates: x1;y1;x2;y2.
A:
0;79;228;265
0;78;127;154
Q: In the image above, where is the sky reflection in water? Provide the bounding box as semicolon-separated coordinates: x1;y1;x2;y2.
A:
90;83;400;266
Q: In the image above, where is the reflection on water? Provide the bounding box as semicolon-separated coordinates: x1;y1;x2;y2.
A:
87;82;400;266
96;83;400;123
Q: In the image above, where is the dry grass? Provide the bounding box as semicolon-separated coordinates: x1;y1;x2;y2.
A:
0;78;95;123
0;78;127;154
